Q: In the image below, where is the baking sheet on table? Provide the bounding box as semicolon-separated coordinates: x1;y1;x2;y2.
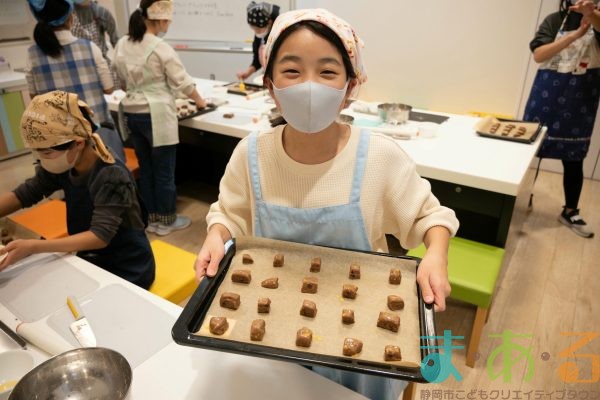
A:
475;116;541;143
195;236;422;368
177;104;216;121
224;82;266;97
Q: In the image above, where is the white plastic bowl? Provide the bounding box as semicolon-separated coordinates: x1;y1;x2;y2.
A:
0;350;34;400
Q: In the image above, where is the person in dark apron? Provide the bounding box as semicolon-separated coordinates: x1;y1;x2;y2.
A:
523;0;600;238
194;9;458;400
237;1;280;81
0;91;155;289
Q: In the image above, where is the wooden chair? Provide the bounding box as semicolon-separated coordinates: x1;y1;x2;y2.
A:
408;237;505;367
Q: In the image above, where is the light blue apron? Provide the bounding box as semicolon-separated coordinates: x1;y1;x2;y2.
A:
248;129;407;400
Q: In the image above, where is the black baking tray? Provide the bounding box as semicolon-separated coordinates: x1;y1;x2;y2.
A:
225;82;266;96
177;104;217;121
476;118;543;144
172;239;440;383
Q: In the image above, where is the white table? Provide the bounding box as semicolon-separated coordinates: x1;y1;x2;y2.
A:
106;79;544;246
0;70;26;92
0;253;366;399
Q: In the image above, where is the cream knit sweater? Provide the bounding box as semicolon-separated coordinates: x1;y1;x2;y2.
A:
207;125;459;251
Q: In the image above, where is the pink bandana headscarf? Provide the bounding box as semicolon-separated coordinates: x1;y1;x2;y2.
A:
262;8;367;85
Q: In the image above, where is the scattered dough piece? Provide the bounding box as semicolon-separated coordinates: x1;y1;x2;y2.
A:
261;277;279;289
250;319;266;341
349;264;361;279
310;257;321;272
342;309;355;324
343;338;363;356
223;112;234;119
257;297;271;313
296;327;313;347
231;269;251;284
387;295;405;311
377;311;400;333
273;253;284;267
384;345;402;361
300;299;317;318
342;284;358;299
301;276;318;293
219;292;240;310
389;268;401;285
242;253;254;264
209;317;228;335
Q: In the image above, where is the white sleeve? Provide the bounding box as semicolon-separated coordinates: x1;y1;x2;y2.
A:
90;42;114;90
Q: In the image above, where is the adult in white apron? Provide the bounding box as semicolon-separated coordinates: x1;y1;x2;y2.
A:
112;0;207;236
523;0;600;238
195;9;458;400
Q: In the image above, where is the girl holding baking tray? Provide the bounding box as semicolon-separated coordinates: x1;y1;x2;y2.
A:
194;9;459;400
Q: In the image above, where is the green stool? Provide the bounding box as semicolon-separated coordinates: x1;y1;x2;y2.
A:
408;237;505;367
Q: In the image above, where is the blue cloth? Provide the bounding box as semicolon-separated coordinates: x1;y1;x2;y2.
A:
523;67;600;161
125;113;177;219
27;38;111;124
248;129;407;400
28;0;73;26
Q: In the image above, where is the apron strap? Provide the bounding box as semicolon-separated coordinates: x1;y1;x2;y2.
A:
248;131;263;202
349;129;371;203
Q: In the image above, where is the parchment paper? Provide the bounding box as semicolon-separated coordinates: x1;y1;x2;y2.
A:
195;236;423;367
475;115;540;142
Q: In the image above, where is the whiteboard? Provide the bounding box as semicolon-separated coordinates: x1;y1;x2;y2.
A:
0;0;29;25
125;0;292;43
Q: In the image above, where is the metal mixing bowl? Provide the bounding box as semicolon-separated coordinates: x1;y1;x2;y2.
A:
9;348;131;400
377;103;412;125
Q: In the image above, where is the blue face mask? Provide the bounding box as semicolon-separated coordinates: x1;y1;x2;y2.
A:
73;0;88;4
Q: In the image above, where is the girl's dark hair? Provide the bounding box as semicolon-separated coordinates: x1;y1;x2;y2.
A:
270;4;280;21
32;0;71;58
128;0;161;42
264;20;356;82
560;0;570;17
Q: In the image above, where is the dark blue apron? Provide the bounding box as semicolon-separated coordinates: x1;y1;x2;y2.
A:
61;159;155;289
524;67;600;160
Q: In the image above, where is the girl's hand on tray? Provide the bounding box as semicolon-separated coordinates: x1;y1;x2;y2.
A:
194;224;232;282
416;251;451;312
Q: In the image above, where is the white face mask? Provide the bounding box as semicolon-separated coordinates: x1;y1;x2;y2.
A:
157;31;166;38
38;149;79;174
273;80;349;133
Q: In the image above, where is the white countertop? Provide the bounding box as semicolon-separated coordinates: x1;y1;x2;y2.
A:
0;70;26;91
106;78;543;196
0;252;366;400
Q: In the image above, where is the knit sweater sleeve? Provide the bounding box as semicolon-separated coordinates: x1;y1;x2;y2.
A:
377;137;459;249
206;137;253;237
